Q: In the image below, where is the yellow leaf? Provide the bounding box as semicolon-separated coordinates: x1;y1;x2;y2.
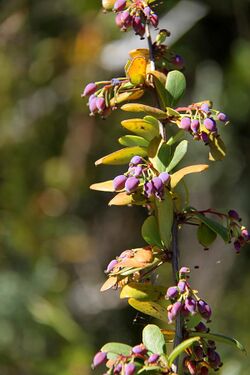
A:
100;276;118;292
95;146;147;166
121;118;159;141
171;164;209;189
208;134;226;161
129;48;149;59
110;89;144;106
150;70;167;86
90;180;115;192
121;103;167;119
128;298;169;323
126;57;147;85
108;192;133;206
120;282;166;301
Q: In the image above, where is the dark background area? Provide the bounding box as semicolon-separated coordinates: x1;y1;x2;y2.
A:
0;0;249;374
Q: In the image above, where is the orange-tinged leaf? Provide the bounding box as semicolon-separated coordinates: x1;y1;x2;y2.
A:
128;298;169;323
121;103;167;119
108;192;133;206
126;57;147;85
100;276;118;292
90;180;115;192
129;48;149;59
118;259;148;268
171;164;209;189
95;146;147;166
121;118;159;141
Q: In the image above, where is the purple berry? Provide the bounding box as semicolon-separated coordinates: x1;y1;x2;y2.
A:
132;16;145;37
82;82;97;97
92;351;107;368
177;280;186;293
144;181;155;198
150;13;159;28
166;286;179;299
106;259;118;272
113;0;127;12
184;297;196;315
125;363;136;375
201;131;209;144
89;96;98;113
234;240;241;253
132;344;147;355
143;6;152;17
159;172;170;185
197;300;206;314
180;117;191;130
113;175;127;191
115;12;124;28
200;103;210;113
171;54;184;69
148;353;160;363
179;266;190;275
198;300;212;320
130;155;143;165
204;118;217;132
125;177;140;193
191;119;200;133
217;112;227;122
172;301;182;317
195;322;208;332
121;11;132;28
96;97;106;111
228;209;240;221
152;177;164;193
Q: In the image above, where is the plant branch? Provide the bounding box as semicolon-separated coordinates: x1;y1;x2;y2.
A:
171;216;183;373
145;22;155;71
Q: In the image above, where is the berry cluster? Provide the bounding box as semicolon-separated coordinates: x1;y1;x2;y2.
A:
82;79;144;117
228;209;250;253
166;267;212;324
173;102;228;145
111;0;159;38
92;343;170;374
113;156;171;200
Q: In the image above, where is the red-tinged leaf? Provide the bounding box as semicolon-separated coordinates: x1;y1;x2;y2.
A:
90;180;115;192
100;276;118;292
95;146;147;166
170;164;209;189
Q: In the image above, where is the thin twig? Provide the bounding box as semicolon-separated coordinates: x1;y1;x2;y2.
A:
145;22;155;71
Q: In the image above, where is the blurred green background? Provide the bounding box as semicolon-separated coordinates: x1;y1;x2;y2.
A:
0;0;249;374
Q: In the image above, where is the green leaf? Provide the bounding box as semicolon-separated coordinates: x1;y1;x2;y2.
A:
165;70;186;106
128;298;169;323
142;216;162;247
120;282;166;301
142;324;166;355
118;135;149;147
166;140;188;172
143;115;160;129
190;210;230;243
95;146;147;166
170;164;209;189
156;192;174;249
151;142;172;173
138;366;162;374
166;107;181;117
185;314;202;330
121;103;167;119
166;130;185;146
168;337;201;366
121;119;159;141
101;342;132;356
197;223;217;248
152;74;169;108
189;332;246;353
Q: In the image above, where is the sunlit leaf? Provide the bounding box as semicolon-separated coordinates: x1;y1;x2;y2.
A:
95;146;147;166
90;180;115;192
189;332;246;353
208;134;226;161
166;140;188;172
150;141;172;172
126;56;147;85
129;48;149;59
197;223;217;247
162;329;175;342
166;130;185;146
121;119;159;141
121;103;167;119
166;107;181;117
156;192;174;249
118;135;149;147
110;89;144;106
151;72;169;108
165;70;186;106
100;276;118;291
108;192;133;206
120;282;166;301
168;337;201;366
128;298;169;322
170;164;209;189
142;324;166;355
142;215;162;247
101;342;132;356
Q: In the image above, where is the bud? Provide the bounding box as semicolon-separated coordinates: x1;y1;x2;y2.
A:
172;301;182;317
191;119;200;133
148;353;160;363
133;166;143;177
228;209;240;221
82;82;97;96
177;280;186;293
130;155;143;165
106;259;118;272
113;175;127;191
201;131;209;144
133;16;145;37
204;118;217;132
96;97;106;112
195;321;208;332
121;11;132;28
150;14;159;28
115;12;124;28
144;181;155;198
159;172;170;185
179;267;190;275
185;297;196;314
132;343;147;355
125;363;136;375
186;360;197;375
200;103;210;113
193;345;204;360
114;363;122;373
125;177;140;193
113;0;127;12
241;228;249;240
217;112;227;122
234;240;241;253
198;300;212;320
89;96;98;114
152;177;164;193
166;286;179;299
180;117;191;130
92;351;107;368
143;6;152;18
171;54;184;69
